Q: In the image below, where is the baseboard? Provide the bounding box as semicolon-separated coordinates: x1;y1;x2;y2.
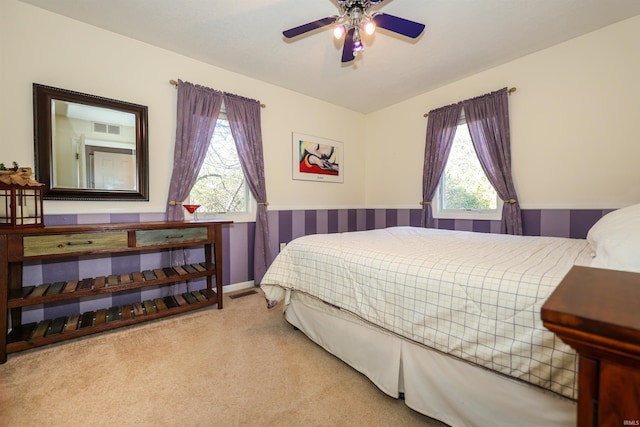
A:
223;281;255;294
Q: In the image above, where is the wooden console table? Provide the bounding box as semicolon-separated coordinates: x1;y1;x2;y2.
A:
542;265;640;427
0;220;231;363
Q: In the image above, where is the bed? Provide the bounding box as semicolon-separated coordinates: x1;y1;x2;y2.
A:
260;204;640;427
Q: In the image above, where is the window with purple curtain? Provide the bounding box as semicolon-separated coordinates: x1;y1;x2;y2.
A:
165;80;223;267
166;80;223;221
166;81;271;283
422;88;521;234
222;93;271;284
420;103;463;228
463;88;522;234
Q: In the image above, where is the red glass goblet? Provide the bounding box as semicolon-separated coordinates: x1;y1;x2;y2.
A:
182;204;201;219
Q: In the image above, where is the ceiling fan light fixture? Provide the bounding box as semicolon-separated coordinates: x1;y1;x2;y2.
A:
282;0;426;63
352;28;364;53
363;20;376;35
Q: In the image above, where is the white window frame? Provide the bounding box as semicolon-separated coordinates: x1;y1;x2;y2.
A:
432;112;503;221
187;107;256;224
194;195;256;224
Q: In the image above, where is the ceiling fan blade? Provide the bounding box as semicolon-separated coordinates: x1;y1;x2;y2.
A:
283;16;337;38
373;13;425;39
341;28;355;63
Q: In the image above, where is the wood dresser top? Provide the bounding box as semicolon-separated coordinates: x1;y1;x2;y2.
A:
0;220;232;235
542;265;640;348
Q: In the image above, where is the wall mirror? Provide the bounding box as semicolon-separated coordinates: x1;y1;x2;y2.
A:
33;83;149;201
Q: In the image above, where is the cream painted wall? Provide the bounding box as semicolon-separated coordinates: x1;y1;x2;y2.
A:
2;1;639;214
364;15;640;210
0;1;366;214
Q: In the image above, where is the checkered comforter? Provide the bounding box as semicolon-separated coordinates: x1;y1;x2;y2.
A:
261;227;594;399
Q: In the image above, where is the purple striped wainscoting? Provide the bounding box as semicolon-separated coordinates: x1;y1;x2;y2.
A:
267;208;612;259
21;208;610;323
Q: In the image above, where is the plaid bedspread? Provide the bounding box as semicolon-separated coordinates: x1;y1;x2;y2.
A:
261;227;594;399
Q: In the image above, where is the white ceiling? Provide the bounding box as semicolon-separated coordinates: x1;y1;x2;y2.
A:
19;0;640;114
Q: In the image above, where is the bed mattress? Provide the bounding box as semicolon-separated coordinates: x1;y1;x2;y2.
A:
261;226;594;399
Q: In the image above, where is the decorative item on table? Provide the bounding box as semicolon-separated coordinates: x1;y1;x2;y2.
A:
0;162;45;228
182;204;201;220
169;200;201;220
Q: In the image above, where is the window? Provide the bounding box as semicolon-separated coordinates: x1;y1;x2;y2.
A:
433;112;503;220
189;108;255;222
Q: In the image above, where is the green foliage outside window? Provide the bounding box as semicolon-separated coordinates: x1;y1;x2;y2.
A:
442;124;497;210
190;119;248;214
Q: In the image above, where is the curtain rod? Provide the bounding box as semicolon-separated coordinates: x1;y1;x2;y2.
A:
423;87;517;118
169;79;266;108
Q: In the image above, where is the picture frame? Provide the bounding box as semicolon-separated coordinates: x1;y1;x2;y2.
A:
292;132;344;183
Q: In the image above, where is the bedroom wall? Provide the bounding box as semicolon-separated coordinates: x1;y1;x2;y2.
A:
363;14;640;210
4;2;637;217
2;1;638;308
0;0;367;216
1;0;369;322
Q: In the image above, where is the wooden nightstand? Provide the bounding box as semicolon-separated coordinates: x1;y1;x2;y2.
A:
542;265;640;427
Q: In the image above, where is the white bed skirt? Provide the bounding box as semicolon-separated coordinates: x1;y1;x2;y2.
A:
284;291;576;427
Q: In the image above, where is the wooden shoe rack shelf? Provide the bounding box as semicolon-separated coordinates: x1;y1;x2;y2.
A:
0;220;231;363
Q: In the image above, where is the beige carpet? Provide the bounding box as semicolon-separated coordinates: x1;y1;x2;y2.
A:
0;289;447;426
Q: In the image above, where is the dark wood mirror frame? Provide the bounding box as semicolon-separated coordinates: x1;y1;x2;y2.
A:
33;83;149;201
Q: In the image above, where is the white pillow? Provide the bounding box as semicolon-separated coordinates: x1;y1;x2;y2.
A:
587;203;640;272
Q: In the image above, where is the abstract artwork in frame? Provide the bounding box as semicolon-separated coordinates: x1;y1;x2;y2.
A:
292;132;344;183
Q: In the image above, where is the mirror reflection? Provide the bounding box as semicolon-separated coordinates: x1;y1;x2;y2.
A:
33;84;149;201
52;100;137;191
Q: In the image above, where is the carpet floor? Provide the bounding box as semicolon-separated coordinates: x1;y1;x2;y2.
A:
0;289;447;426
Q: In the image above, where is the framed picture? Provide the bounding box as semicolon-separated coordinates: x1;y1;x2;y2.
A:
292;132;344;183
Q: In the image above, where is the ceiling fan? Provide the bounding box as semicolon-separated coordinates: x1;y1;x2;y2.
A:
282;0;425;63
